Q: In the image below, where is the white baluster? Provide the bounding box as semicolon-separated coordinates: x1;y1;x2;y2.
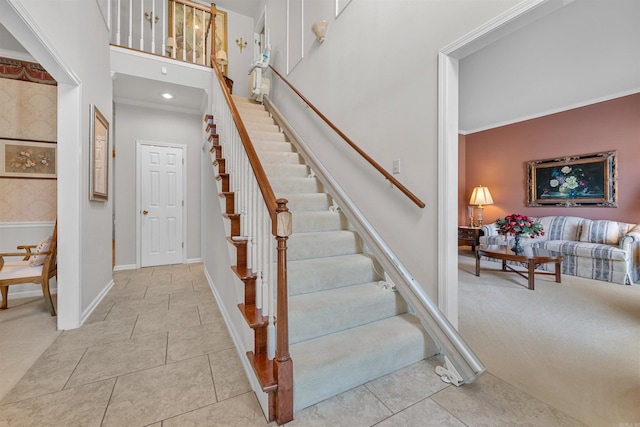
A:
128;0;133;47
139;0;144;49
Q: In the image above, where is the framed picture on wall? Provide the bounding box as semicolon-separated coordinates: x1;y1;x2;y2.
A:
0;139;57;179
90;105;109;202
527;150;617;207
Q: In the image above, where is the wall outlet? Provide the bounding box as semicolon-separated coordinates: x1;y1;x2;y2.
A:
392;159;400;174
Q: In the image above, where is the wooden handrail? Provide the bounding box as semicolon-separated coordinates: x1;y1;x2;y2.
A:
211;56;280;229
269;65;425;209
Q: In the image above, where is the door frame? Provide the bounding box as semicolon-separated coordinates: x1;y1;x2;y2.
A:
136;140;187;267
437;0;572;327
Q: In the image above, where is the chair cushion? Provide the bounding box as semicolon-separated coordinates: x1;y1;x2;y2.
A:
0;261;43;280
29;235;52;267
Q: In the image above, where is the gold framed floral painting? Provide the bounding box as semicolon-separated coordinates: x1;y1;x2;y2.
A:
0;139;57;179
527;151;617;207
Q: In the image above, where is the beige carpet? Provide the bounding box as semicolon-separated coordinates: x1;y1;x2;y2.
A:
458;250;640;427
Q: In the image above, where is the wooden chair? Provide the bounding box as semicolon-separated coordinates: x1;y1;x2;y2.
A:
0;221;57;316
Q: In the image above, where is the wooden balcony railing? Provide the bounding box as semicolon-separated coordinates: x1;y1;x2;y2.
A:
111;0;218;67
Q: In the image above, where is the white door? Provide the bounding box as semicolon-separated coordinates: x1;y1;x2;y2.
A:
140;144;184;267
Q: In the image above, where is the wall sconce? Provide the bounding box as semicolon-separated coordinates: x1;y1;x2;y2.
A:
469;185;493;227
312;20;328;43
236;37;248;53
144;12;159;30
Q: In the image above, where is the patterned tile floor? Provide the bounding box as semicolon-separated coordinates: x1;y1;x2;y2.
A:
0;263;585;426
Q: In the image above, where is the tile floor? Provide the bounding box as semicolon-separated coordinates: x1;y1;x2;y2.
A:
0;263;586;426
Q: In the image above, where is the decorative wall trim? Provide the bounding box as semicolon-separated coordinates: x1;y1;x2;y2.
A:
0;56;56;85
113;264;138;271
0;220;55;229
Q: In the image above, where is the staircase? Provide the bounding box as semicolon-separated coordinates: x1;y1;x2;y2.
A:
214;95;435;414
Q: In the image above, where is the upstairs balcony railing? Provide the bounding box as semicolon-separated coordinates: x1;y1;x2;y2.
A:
110;0;222;69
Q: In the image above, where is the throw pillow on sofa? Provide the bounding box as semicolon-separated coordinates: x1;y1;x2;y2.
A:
579;220;628;245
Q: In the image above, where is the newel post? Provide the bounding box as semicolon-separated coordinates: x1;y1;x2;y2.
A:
274;198;293;424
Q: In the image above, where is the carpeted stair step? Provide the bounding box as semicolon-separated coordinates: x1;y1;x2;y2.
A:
270;177;324;193
292;211;348;233
287;253;381;296
290;313;432;411
287;230;362;261
278;193;332;211
263;164;309;179
245;122;280;133
248;130;287;142
258;151;304;165
253;140;296;153
288;282;408;344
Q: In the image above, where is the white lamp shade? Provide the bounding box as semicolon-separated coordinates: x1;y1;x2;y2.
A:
216;50;228;64
469;186;494;206
312;20;328;42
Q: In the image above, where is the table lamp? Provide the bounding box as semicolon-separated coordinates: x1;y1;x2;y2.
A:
469;185;493;227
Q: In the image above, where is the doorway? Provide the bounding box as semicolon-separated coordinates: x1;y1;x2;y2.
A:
137;141;186;267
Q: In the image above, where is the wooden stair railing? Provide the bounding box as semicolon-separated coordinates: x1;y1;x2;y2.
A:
205;57;294;424
268;65;425;209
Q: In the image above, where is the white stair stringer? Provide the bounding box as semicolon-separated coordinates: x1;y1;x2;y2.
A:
232;95;437;412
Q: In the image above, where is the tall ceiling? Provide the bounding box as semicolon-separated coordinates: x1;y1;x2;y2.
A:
2;1;638;133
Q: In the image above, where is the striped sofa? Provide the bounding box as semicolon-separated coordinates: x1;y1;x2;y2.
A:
480;216;640;285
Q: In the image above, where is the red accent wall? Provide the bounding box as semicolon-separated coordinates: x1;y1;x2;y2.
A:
462;93;640;225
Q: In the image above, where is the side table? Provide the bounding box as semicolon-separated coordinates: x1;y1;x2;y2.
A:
458;226;483;251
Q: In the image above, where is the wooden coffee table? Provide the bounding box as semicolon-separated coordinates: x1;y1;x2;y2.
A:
475;245;563;290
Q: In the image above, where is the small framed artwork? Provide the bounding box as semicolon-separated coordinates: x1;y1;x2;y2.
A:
527;151;617;207
0;139;57;179
90;105;109;202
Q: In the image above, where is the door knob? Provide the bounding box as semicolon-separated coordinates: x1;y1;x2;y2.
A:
143;210;148;215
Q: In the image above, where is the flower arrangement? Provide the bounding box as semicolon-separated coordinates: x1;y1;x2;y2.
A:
8;148;51;173
544;165;588;198
496;214;544;238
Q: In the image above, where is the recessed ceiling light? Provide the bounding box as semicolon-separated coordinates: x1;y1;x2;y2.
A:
162;93;173;99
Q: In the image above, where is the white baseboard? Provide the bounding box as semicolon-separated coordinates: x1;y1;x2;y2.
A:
113;264;137;271
81;279;115;324
187;258;203;264
203;267;268;416
1;287;57;302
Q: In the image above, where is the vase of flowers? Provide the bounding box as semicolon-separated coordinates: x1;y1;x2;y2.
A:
495;214;544;254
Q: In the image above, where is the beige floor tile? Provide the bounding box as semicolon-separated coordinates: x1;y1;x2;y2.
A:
102;355;217;427
162;392;270;427
166;322;234;363
45;315;136;355
198;303;225;325
2;348;85;404
169;288;216;308
365;359;449;413
84;301;114;324
209;348;252;401
125;275;172;287
132;304;201;337
288;385;392;426
144;281;194;298
66;332;167;388
105;294;169;318
101;285;148;304
376;398;466;426
431;373;587;427
0;378;115;427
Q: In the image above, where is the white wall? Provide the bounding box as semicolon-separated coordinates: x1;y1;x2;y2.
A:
114;104;203;268
4;0;114;328
460;0;640;133
257;0;520;300
224;8;254;96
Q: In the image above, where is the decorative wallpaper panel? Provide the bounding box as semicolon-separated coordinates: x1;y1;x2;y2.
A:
0;77;57;222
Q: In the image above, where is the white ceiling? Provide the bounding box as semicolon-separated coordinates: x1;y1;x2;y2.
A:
459;0;640;134
2;1;637;132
